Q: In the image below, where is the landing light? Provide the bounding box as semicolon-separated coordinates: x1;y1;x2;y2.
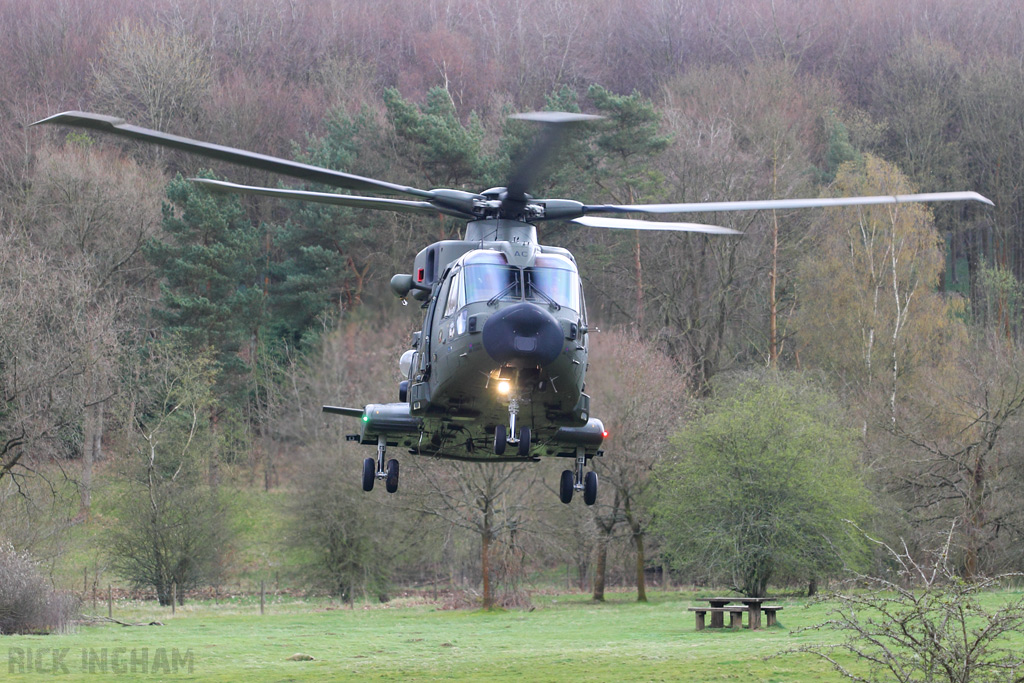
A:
497;380;511;395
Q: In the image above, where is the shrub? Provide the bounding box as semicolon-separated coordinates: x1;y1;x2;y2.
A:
788;526;1024;683
0;543;79;634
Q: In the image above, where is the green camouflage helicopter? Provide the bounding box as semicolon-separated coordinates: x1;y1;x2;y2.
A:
35;110;992;506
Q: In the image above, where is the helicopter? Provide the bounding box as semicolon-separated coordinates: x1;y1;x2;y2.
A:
34;110;993;506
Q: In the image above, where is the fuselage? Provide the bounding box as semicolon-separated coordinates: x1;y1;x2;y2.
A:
400;219;593;460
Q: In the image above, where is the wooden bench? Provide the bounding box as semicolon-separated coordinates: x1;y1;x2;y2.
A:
761;605;784;627
687;606;746;630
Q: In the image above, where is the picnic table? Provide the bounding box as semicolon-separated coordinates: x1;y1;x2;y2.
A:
686;597;783;630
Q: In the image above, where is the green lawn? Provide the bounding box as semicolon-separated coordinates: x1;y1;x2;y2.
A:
4;591;855;682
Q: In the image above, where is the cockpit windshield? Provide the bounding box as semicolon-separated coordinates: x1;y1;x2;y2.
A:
526;254;580;311
463;251;521;304
458;250;580;312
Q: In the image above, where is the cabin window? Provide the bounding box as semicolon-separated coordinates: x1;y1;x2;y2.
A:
525;254;580;311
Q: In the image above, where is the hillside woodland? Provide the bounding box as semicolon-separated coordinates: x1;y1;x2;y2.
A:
3;0;1024;605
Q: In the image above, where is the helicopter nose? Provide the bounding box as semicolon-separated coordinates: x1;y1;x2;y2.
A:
482;303;564;367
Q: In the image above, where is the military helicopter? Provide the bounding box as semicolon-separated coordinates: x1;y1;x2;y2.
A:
34;110;992;506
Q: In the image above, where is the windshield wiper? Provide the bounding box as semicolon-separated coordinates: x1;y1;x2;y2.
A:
487;281;520;306
528;280;562;310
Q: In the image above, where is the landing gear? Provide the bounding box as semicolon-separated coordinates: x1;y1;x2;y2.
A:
385;458;400;493
363;436;400;494
495;398;533;457
494;424;507;455
583;470;598;506
559;469;575;504
559;448;598;506
517;426;531;457
362;457;375;492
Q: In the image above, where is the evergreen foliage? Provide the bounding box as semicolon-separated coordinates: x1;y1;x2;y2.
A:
269;109;386;341
145;172;263;384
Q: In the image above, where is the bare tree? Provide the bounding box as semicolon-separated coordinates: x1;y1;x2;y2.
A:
885;335;1024;578
650;62;829;389
0;228;90;489
411;459;538;609
92;19;212;141
19;142;164;514
586;328;686;601
107;338;230;606
789;524;1024;683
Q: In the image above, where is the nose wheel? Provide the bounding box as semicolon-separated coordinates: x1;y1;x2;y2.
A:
559;448;597;505
363;436;400;493
494;398;532;456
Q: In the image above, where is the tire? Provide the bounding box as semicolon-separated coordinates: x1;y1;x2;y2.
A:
385;458;400;493
494;424;507;455
362;457;376;492
559;469;575;504
517;426;532;457
583;470;598;506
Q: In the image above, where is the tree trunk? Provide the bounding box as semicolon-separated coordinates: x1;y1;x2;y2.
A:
481;496;494;609
964;448;986;580
481;531;493;609
624;498;647;602
634;231;644;330
592;535;608;602
156;581;172;607
634;530;647;602
81;402;101;516
769;208;779;364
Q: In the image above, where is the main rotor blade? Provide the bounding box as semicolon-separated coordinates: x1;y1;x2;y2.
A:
191;178;474;219
571;216;741;235
503;112;603;208
32;111;434;199
583;191;994;215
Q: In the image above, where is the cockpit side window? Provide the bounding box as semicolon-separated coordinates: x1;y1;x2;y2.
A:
443;268;462;318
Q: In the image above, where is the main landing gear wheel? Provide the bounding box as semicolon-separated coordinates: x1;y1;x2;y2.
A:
517;426;531;457
494;424;507;455
362;457;375;492
583;470;598;506
385;458;400;493
559;469;575;504
363;436;400;494
559;449;598;505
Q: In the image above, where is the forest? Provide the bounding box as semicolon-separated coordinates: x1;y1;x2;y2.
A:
3;0;1024;611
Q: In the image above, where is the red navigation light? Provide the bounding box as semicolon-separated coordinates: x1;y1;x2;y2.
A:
602;430;609;439
417;267;425;282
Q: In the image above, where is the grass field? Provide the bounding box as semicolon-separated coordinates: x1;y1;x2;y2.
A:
7;588;1024;681
4;590;856;682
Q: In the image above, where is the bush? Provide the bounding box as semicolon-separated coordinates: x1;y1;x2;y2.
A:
788;527;1024;683
107;483;231;606
0;543;79;634
652;372;871;597
287;452;392;604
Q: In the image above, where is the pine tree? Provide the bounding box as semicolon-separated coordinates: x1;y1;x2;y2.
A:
145;172;264;389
